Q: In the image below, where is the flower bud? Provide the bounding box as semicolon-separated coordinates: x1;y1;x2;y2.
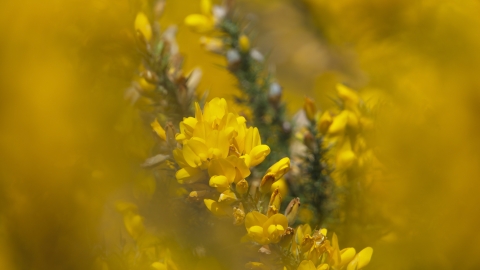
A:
141;70;159;84
154;0;166;19
151;119;166;140
209;175;230;192
226;49;241;70
138;77;156;92
239;34;250;52
250;49;265;62
267;188;282;217
268;82;282;106
285;197;300;225
135;12;152;41
304;97;317;122
236;179;249;195
184;14;214;33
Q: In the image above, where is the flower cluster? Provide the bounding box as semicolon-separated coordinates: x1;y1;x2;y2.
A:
293;224;373;270
243;188;373;270
299;83;384;246
104;3;376;270
172;97;290;216
315;84;375;174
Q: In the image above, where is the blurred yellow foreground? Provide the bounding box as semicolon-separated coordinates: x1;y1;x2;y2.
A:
1;0;480;269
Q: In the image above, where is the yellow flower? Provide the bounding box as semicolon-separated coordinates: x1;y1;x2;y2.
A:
174;98;273;215
295;224;312;245
204;199;230;216
264;213;289;243
184;0;215;33
225;155;251;182
245;211;269;244
336;138;356;170
317;111;333;134
151;119;166;141
174;164;204;184
271;177;288;198
134;12;152;41
184;14;214;33
209;175;230;192
340;248;356;267
181;137;211;168
245;211;288;245
328;110;349;135
260;157;290;192
336;83;359;111
240;127;271;167
266;157;291;179
239;34;250;52
347;247;373;270
175;117;197;143
304;97;317;122
208;158;236;184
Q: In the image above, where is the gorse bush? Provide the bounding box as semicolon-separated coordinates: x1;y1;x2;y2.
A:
94;1;378;269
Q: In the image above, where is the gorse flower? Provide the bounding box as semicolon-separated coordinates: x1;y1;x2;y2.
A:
135;12;152;41
245;211;288;245
184;0;225;33
172;97;277;214
260;157;291;192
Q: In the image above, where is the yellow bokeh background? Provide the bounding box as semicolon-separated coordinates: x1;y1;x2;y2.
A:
2;0;480;269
